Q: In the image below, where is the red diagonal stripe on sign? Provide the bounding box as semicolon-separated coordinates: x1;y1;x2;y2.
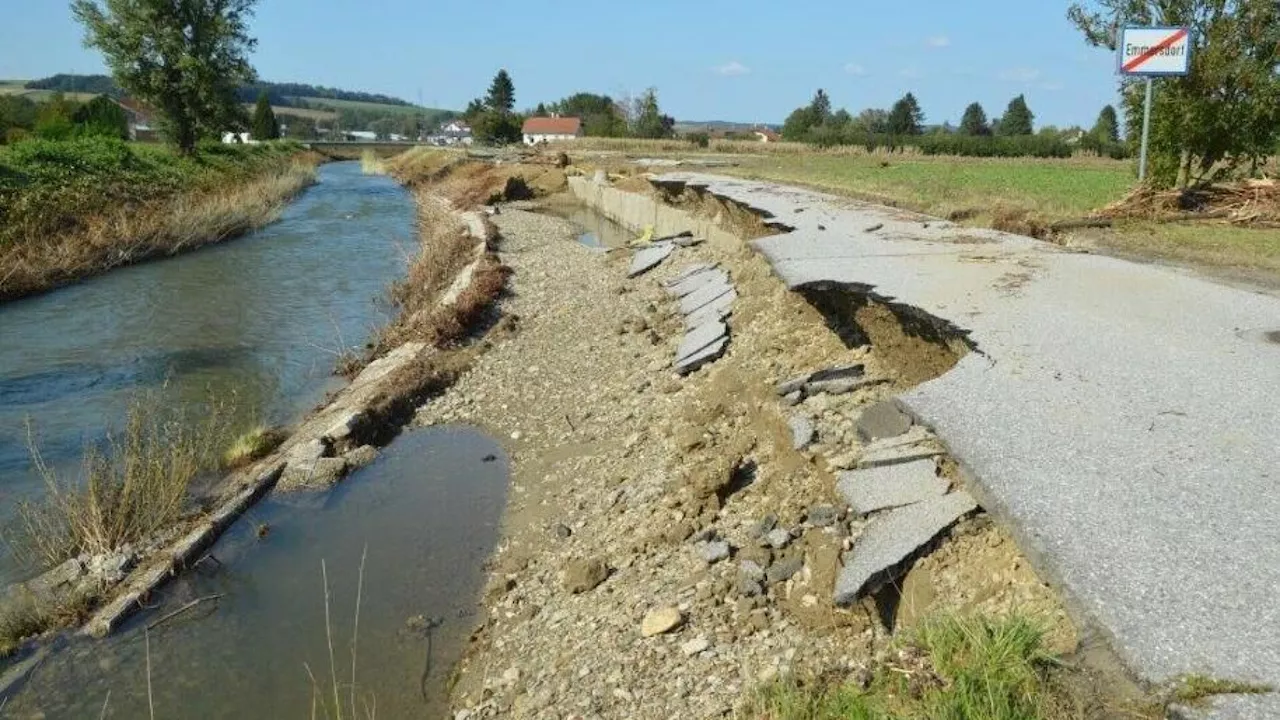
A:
1122;28;1188;72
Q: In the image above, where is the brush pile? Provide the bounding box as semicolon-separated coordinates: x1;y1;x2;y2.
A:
1097;179;1280;225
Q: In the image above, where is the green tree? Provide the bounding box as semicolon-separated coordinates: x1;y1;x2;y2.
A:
1070;0;1280;185
369;117;395;141
854;108;889;134
959;102;990;136
72;94;129;139
473;111;521;144
72;0;258;154
533;102;548;117
251;91;278;140
284;115;317;140
887;92;924;135
631;88;673;139
998;94;1034;136
463;98;486;123
546;92;628;136
34;93;78;140
0;96;39;142
485;69;515;113
781;89;833;141
1091;104;1120;144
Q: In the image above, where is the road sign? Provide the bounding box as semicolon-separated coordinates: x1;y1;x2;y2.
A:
1119;27;1192;76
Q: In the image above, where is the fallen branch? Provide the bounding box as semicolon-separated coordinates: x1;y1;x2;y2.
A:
145;593;225;631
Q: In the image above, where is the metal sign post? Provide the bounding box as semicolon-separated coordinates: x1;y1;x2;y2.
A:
1118;26;1192;182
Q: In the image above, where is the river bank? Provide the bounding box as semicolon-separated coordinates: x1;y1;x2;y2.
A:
0;137;323;302
411;179;1131;717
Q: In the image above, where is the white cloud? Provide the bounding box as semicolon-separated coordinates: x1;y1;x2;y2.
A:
999;67;1042;83
1040;81;1065;91
844;63;868;76
713;61;750;76
899;67;923;80
926;35;951;48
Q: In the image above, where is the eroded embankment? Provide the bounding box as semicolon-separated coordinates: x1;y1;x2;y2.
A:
408;166;1118;719
0;154;521;675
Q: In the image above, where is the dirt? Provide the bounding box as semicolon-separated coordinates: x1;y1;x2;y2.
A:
411;186;1077;718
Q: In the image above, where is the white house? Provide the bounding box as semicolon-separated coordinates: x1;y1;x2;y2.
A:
522;116;583;145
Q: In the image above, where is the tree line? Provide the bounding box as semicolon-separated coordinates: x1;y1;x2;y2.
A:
780;89;1124;158
0;93;130;144
460;69;676;144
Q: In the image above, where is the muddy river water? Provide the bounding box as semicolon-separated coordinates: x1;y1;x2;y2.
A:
0;162;511;716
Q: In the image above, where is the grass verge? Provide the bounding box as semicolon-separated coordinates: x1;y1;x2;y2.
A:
0;137;321;301
15;392;237;570
739;614;1158;720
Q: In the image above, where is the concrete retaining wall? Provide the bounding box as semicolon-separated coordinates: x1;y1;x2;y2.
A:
568;177;742;254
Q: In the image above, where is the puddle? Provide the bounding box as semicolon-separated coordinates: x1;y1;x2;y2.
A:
536;205;634;250
8;426;507;718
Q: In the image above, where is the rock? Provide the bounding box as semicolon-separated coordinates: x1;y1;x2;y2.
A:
561;558;608;594
681;636;711;656
502;667;521;685
640;607;683;637
837;459;948;515
806;377;877;396
749;514;778;539
834;493;979;605
739;560;766;582
311;457;350;488
553;523;573;539
781;391;803;407
737;577;764;597
856;401;913;442
767;556;804;585
858;445;943;469
344;445;378;469
788;416;816;450
776;374;810;396
806;504;840;528
286;437;328;466
88;550;136;584
765;528;792;549
698;541;731;565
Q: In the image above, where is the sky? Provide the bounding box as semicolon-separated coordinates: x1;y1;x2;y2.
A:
0;0;1125;128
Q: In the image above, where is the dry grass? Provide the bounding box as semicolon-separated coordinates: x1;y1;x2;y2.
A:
16;392;237;569
0;158;319;301
222;425;288;469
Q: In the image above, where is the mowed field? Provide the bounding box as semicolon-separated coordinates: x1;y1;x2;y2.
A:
286;96;450;117
0;81;97;103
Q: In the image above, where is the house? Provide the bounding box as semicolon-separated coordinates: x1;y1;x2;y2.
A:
430;120;473;146
522;116;582;145
441;120;470;135
113;97;160;142
221;131;255;144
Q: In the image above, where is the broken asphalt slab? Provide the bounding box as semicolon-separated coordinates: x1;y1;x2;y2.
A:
653;172;1280;715
675;319;727;364
667;269;730;299
834;491;977;605
627;242;675;278
679;280;735;316
837;459;948;515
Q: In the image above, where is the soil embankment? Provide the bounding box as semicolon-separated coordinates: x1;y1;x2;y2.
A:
419;172;1079;718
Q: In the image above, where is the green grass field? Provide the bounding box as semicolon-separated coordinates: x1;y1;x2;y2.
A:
0;81;97;103
286;96;451;117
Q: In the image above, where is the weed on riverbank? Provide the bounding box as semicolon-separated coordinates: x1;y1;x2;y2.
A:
15;393;236;569
0;137;320;301
740;614;1155;720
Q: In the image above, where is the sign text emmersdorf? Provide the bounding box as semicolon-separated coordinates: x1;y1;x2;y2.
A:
1119;27;1192;76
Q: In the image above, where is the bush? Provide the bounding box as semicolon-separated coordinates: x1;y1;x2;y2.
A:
798;127;1077;158
686;132;710;149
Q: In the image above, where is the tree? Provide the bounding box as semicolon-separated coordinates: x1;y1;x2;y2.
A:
631;88;673;139
72;0;258;154
485;69;515;113
1091;104;1119;144
854;108;889;134
72;94;129;139
887;93;924;135
999;95;1034;136
1070;0;1280;185
781;89;834;141
34;93;78;140
369;117;395;141
284;115;317;140
959;102;990;136
532;102;548;117
546;92;628;136
251;91;278;140
472;111;521;144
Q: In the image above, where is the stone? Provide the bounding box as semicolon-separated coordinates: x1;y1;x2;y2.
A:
781;391;803;407
310;457;349;487
834;493;978;605
628;243;676;278
286;437;328;466
806;377;878;396
858;446;943;469
699;541;731;565
674;236;704;248
737;577;764;597
675;338;728;375
767;556;804;584
554;523;573;539
344;445;378;469
749;514;778;539
641;607;683;637
788;416;816;450
680;282;736;316
837;459;948;515
681;636;711;656
675;320;728;364
323;410;363;446
765;528;792;549
856;401;913;442
806;504;840;527
668;269;729;299
562;558;609;594
739;560;766;582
